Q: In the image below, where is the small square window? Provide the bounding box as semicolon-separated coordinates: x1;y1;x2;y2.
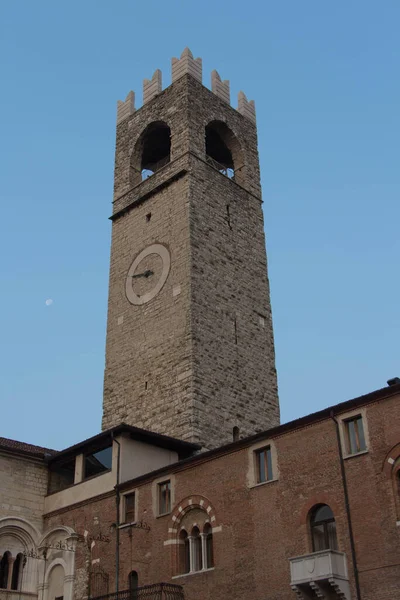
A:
124;492;136;523
158;480;171;515
255;446;273;483
345;416;367;455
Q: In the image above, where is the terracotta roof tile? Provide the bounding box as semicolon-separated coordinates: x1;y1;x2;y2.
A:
0;437;57;458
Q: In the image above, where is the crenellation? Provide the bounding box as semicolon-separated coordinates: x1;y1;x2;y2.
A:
117;90;135;124
237;90;256;123
211;70;230;104
143;69;162;104
171;47;202;84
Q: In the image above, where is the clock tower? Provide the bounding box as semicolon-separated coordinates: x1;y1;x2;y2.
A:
102;49;279;449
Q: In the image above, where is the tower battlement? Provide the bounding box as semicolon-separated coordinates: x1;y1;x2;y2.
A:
116;48;256;124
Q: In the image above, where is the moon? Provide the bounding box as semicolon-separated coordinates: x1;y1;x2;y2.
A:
45;299;53;306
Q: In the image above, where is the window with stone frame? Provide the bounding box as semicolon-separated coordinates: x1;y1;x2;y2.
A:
344;415;367;455
158;480;171;515
254;445;273;483
123;492;136;524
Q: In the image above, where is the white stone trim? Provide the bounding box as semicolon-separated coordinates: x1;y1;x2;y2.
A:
247;438;279;488
337;407;370;459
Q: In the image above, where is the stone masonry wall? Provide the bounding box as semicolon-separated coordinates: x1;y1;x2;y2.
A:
0;453;48;531
102;73;279;448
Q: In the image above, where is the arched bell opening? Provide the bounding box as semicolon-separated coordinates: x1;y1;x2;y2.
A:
131;121;171;185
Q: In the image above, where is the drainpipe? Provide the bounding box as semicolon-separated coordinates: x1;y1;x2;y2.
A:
330;411;362;600
112;434;121;594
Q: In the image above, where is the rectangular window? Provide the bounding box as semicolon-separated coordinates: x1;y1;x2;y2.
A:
124;492;136;523
158;480;171;515
83;446;112;480
255;446;273;483
345;416;367;455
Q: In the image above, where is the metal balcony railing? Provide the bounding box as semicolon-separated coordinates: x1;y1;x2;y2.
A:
91;584;184;600
205;155;235;180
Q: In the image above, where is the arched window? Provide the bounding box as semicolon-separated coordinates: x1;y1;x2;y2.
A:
131;122;171;185
179;530;190;574
191;527;202;572
232;426;240;442
177;520;214;574
203;523;214;569
310;505;338;552
128;570;138;599
11;553;24;591
205;121;244;184
0;552;11;589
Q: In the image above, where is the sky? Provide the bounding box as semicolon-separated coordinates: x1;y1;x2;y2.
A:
0;1;399;451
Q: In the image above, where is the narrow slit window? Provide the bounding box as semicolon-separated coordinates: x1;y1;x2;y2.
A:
124;492;136;523
158;480;171;515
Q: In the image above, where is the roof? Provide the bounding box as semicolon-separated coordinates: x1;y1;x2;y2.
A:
48;423;201;465
0;437;57;459
118;381;400;490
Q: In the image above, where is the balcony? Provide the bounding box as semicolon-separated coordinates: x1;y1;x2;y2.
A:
91;584;184;600
289;550;351;599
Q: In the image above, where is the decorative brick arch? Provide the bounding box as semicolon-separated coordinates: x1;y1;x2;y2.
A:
167;495;219;541
382;443;400;521
297;494;341;527
382;442;400;477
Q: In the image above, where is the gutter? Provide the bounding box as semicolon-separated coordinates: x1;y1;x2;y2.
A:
330;411;362;600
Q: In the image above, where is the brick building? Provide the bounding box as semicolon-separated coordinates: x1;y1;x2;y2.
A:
1;49;399;600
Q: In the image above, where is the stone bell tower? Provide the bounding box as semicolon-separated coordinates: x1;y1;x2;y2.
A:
102;48;279;449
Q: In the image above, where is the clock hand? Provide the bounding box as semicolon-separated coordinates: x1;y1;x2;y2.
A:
132;270;154;279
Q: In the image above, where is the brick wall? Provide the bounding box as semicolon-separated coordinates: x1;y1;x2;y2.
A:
46;391;400;600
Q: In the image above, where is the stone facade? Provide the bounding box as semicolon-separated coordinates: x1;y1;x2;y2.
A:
102;53;279;448
0;451;48;531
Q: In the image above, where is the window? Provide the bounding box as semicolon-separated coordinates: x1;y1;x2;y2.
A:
158;480;171;515
203;523;214;569
255;446;273;483
0;552;24;591
124;492;136;523
310;504;338;552
344;416;366;455
11;554;23;591
179;530;190;575
177;520;214;575
191;527;203;572
128;571;138;599
0;552;10;589
84;445;112;479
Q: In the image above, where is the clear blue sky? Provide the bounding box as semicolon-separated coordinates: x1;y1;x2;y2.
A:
1;1;399;450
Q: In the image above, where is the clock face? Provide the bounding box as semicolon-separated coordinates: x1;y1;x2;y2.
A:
125;244;171;305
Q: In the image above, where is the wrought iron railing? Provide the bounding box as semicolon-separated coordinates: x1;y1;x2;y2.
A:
141;156;170;180
91;584;184;600
205;154;235;180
